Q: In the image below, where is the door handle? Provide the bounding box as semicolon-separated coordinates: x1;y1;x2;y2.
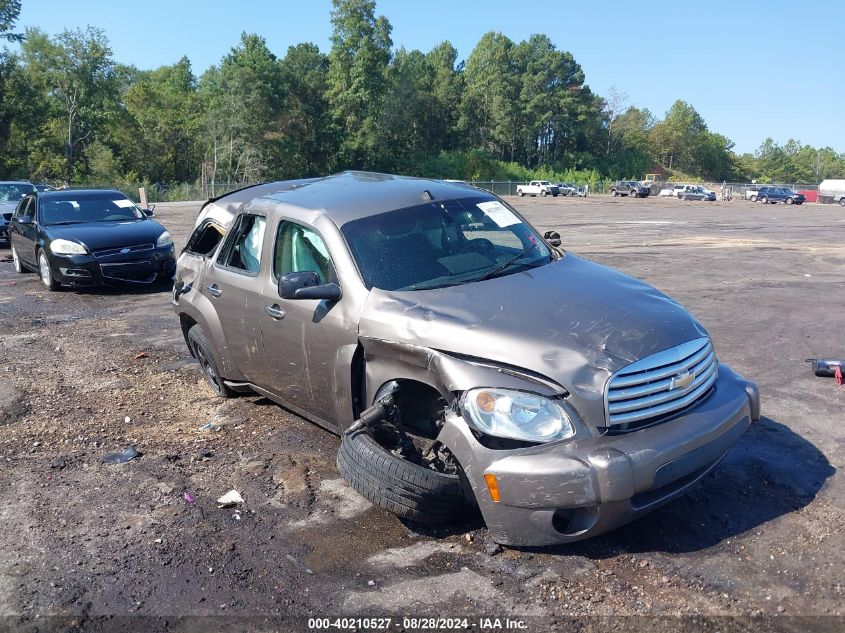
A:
206;283;222;297
265;304;285;320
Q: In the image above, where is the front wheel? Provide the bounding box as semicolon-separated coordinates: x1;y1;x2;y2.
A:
517;190;524;197
187;324;236;398
839;198;845;206
750;195;758;202
611;190;618;197
785;197;794;205
38;250;59;291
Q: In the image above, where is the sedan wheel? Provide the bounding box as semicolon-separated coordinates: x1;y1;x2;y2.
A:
11;246;27;274
38;250;59;291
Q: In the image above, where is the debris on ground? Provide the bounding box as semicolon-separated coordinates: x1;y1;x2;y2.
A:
133;352;148;361
101;446;142;464
183;492;195;504
217;490;245;507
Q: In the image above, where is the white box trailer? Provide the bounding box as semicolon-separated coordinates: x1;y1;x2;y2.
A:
818;179;845;205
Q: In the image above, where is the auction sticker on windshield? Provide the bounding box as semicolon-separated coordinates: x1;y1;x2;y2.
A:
477;200;520;228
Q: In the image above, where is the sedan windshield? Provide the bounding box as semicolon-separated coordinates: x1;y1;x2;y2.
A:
341;196;553;291
41;193;144;225
0;183;36;202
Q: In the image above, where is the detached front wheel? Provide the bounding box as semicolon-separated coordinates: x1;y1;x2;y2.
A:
337;428;467;525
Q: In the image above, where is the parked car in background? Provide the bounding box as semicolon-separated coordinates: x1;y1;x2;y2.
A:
172;171;759;546
818;179;845;206
745;186;761;201
610;181;650;198
8;189;174;290
516;180;559;197
679;186;716;201
0;181;37;244
757;186;805;205
555;183;577;196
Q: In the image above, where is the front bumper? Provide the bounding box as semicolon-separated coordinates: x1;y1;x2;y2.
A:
46;246;176;287
438;364;759;546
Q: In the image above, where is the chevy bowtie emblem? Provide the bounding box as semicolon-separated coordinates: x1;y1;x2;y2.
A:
120;247;130;254
670;371;695;390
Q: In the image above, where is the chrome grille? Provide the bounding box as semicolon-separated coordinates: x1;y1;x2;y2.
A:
92;243;154;259
605;337;717;428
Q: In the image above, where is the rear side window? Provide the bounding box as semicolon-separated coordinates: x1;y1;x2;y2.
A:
185;220;225;257
216;214;266;274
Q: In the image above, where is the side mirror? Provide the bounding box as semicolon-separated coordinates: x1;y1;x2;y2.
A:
17;216;33;225
278;271;342;302
142;207;155;218
543;230;561;247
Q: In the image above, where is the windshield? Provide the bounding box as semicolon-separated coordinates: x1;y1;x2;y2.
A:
41;193;144;225
0;183;36;202
341;196;553;291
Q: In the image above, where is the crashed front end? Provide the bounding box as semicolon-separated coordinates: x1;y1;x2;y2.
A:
437;354;758;547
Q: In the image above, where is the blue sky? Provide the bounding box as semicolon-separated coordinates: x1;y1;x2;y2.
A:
16;0;845;154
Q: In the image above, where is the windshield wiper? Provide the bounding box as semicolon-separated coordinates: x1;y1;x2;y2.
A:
475;243;541;282
47;221;83;226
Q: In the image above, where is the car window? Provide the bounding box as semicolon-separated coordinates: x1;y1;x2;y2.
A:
216;214;266;273
14;196;33;219
273;221;334;283
341;196;551;292
0;183;35;202
185;220;225;257
39;193;143;225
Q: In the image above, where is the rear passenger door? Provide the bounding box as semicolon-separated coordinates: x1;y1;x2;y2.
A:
205;213;269;383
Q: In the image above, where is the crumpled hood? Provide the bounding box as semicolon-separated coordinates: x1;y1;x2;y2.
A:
359;254;708;420
46;220;167;251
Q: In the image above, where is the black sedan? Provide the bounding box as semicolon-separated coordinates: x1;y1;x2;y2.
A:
8;189;175;290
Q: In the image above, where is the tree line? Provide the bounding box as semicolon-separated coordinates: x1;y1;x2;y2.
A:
0;0;842;190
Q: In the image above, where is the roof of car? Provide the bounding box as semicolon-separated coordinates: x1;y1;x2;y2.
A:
0;180;35;186
38;188;128;199
253;171;494;226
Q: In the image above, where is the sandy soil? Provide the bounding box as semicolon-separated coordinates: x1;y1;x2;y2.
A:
0;194;842;631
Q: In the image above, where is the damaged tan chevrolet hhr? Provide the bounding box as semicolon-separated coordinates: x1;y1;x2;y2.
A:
173;172;761;546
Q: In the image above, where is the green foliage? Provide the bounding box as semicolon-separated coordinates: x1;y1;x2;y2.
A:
0;2;841;191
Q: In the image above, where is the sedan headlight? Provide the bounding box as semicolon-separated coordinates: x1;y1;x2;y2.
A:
50;239;88;255
462;388;575;443
156;231;173;248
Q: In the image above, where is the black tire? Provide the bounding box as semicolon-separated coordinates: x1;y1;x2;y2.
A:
611;189;618;197
37;249;59;291
760;196;768;204
540;190;547;197
552;192;558;197
840;198;845;206
11;246;30;274
517;190;524;197
750;195;758;202
337;428;467;525
785;197;794;205
187;324;236;398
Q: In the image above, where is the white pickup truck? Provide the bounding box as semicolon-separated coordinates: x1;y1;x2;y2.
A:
516;180;560;197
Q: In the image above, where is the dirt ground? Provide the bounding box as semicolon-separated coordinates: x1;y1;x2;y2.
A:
0;194;843;632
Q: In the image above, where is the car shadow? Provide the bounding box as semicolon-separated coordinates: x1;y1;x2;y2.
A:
70;279;174;296
531;417;834;557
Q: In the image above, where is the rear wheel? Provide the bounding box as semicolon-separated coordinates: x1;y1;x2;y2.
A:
750;195;758;202
840;198;845;206
11;246;29;274
760;196;768;204
38;250;59;291
611;189;618;197
187;324;236;398
540;190;547;197
517;189;524;197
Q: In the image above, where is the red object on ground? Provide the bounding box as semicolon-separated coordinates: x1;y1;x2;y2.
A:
799;190;818;202
836;366;843;386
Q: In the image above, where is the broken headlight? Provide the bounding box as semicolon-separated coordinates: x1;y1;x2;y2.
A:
462;388;575;443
